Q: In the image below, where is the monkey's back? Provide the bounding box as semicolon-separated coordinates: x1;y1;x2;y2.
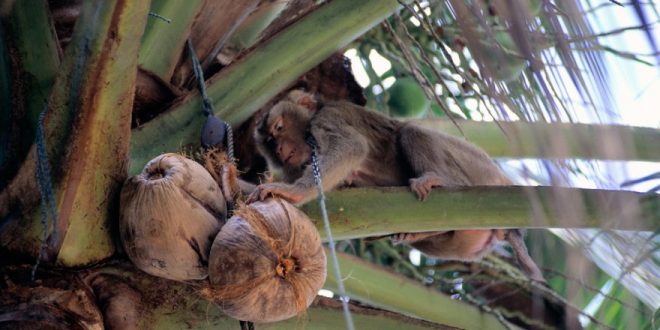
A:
313;101;411;187
398;122;512;186
319;100;510;187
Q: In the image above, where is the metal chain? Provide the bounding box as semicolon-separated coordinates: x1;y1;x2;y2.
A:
188;38;248;328
225;122;235;163
306;135;355;330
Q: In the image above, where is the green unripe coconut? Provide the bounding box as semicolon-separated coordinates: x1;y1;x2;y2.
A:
387;77;431;118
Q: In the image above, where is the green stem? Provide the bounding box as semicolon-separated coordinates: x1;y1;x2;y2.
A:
139;0;204;80
0;0;60;182
301;186;658;241
8;0;60;132
53;0;151;266
371;240;426;281
325;251;512;329
414;120;660;161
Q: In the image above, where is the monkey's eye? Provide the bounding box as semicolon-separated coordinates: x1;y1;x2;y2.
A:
273;118;284;132
265;136;278;150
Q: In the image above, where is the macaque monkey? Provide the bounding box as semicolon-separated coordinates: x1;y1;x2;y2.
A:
0;1;13;17
249;90;544;282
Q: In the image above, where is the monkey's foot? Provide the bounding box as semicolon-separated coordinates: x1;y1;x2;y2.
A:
390;232;444;244
409;175;443;201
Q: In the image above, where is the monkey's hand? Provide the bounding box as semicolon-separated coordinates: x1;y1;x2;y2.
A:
247;182;309;204
409;173;443;201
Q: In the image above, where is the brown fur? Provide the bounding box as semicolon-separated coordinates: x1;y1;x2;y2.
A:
250;91;544;281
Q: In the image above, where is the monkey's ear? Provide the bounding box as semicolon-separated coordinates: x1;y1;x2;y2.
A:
288;90;317;111
254;110;270;136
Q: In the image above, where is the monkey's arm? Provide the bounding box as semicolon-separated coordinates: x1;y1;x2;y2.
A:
312;123;371;189
250;122;369;205
238;179;256;195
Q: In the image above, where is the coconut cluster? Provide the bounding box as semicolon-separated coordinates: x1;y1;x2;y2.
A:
207;200;327;323
120;154;326;323
119;153;226;281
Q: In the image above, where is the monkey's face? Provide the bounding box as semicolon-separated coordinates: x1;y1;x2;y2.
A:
259;102;313;169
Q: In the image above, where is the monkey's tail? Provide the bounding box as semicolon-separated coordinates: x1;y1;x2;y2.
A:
506;230;546;283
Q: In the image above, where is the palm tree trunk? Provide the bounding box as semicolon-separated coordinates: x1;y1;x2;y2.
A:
0;0;150;267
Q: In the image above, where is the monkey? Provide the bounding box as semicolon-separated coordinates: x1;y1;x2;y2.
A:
0;0;15;17
248;90;545;282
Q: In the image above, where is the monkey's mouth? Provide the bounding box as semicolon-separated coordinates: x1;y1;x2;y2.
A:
284;152;303;167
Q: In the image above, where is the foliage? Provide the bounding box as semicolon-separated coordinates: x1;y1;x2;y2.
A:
0;0;658;329
344;1;659;327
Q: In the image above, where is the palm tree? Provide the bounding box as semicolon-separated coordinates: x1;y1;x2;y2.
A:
0;0;657;328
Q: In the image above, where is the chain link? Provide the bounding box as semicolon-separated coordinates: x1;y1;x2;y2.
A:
306;135;355;330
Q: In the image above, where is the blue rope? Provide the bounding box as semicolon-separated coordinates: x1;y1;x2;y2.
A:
148;12;172;24
187;39;235;163
187;39;214;116
189;38;249;327
29;1;104;280
307;136;355;330
32;108;58;280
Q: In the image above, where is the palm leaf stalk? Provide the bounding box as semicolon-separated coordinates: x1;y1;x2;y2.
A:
302;186;658;241
0;0;150;266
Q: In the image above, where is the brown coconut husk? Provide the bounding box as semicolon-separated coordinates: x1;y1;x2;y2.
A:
119;153;226;281
0;285;104;330
201;148;241;203
204;199;326;323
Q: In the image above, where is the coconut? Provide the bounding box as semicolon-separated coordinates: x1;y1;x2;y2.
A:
119;153;226;281
206;199;326;323
387;76;430;118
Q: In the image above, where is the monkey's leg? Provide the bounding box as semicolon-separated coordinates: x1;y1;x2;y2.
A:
397;123;459;201
390;231;447;244
409;230;501;261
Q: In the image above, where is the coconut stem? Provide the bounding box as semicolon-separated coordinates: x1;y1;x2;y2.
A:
276;257;296;278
